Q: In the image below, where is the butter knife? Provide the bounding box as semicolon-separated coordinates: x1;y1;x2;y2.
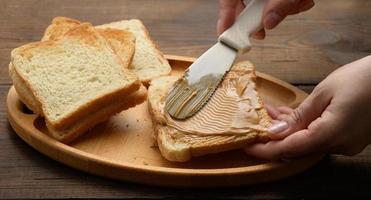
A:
166;0;267;119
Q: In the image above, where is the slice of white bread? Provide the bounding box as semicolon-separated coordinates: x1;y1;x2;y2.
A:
10;23;146;143
10;62;147;143
43;17;171;83
41;17;81;41
42;17;136;69
97;19;171;83
148;61;272;162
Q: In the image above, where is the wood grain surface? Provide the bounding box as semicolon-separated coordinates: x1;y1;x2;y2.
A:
1;0;371;198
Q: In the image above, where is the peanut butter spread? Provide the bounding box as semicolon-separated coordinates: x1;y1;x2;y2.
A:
162;70;269;136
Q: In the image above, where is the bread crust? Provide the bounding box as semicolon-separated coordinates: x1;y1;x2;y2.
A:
9;63;43;115
42;17;137;72
129;19;171;83
97;19;171;83
41;17;81;41
96;28;136;70
48;86;147;143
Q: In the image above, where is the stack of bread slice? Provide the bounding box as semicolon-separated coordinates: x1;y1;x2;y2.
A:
10;17;170;143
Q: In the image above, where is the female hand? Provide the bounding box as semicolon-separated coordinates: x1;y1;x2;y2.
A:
217;0;315;39
245;56;371;160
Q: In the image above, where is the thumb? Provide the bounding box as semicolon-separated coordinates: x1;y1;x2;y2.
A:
217;0;240;35
268;85;332;140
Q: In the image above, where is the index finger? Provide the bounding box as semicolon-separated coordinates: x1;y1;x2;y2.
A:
245;117;330;160
263;0;315;29
218;0;240;35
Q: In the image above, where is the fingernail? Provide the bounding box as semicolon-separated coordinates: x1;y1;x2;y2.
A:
268;121;288;134
264;12;282;30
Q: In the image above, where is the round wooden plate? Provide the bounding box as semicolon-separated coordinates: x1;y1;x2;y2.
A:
7;55;324;187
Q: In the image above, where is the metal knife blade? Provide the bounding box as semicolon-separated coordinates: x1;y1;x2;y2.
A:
186;42;237;85
165;42;237;119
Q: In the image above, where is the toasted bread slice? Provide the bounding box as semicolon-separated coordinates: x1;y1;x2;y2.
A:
96;28;136;69
97;19;171;83
11;65;147;143
43;17;170;83
42;17;136;69
41;17;81;41
10;63;147;143
148;61;271;162
10;23;144;143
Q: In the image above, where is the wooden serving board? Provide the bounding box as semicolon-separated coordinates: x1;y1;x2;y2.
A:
7;55;324;187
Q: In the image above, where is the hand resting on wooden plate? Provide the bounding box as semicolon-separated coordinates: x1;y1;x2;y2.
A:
246;56;371;160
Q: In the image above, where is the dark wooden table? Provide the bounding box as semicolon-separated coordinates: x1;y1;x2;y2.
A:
1;0;371;198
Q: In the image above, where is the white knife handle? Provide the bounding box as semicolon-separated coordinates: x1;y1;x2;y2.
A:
218;0;267;53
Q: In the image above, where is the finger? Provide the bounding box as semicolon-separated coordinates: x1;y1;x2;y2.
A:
251;28;266;40
298;0;315;12
265;103;281;119
284;85;332;132
263;0;314;29
264;104;293;118
276;106;293;115
268;84;332;139
245;129;321;160
245;114;332;160
277;114;289;121
235;0;245;17
217;0;240;35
